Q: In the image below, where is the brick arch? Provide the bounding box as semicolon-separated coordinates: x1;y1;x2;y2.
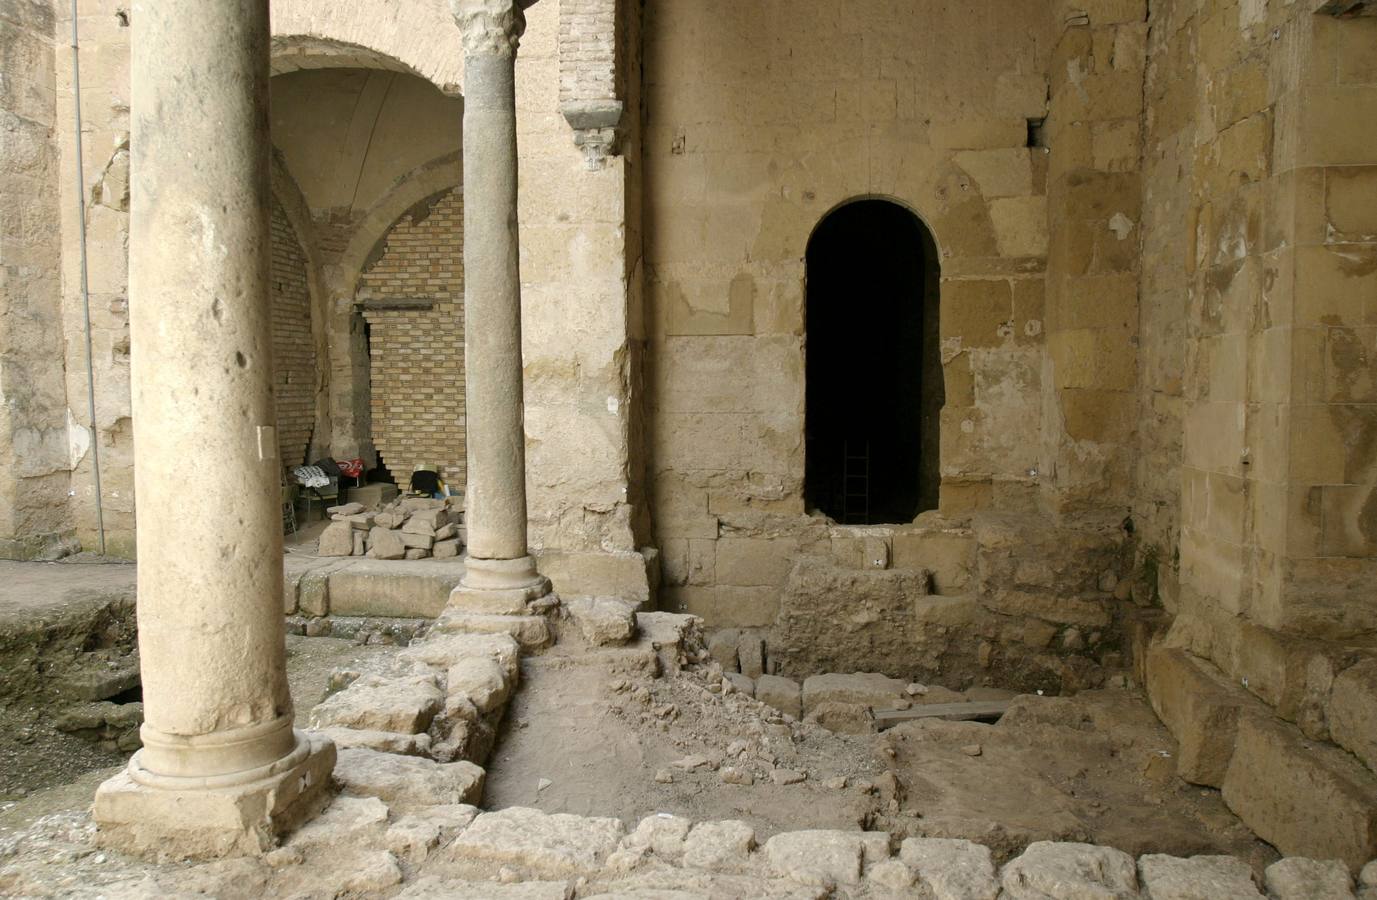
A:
270;0;465;95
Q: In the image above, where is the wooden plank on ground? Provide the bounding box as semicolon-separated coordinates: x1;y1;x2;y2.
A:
873;700;1011;729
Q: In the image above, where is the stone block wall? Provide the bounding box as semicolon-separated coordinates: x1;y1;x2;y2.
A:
0;0;73;559
358;189;466;491
642;0;1056;625
269;202;317;469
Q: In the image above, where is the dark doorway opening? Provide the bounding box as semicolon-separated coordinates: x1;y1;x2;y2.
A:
804;199;941;524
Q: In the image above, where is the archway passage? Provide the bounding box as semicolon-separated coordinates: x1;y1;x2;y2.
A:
804;199;942;524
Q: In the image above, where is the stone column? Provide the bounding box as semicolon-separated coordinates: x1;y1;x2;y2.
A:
93;0;334;860
449;0;553;609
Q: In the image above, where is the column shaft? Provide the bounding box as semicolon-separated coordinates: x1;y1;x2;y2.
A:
126;0;290;775
463;52;529;563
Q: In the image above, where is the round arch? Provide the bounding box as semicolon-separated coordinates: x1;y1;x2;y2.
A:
804;198;943;524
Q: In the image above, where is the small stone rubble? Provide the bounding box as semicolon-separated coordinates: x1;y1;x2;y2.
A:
317;496;466;561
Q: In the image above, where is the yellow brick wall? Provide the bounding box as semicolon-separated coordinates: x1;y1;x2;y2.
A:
358;188;466;490
269;201;316;469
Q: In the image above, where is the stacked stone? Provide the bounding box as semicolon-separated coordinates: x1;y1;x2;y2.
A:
317;497;465;561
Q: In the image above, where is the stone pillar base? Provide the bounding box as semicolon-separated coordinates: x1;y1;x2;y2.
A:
93;732;336;861
449;554;553;613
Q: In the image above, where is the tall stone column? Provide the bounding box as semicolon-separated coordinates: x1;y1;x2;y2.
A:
449;0;553;609
93;0;334;860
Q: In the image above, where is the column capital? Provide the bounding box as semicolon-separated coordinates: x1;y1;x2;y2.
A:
451;0;527;57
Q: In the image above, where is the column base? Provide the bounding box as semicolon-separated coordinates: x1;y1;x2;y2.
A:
93;731;336;861
449;554;553;614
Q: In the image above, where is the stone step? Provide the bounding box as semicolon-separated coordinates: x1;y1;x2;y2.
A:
433;611;553;651
285;557;466;619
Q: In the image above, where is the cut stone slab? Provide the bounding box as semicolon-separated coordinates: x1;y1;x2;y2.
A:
447;806;623;877
724;672;754;696
1264;858;1356;900
328;559;466;618
434;538;462;559
1146;646;1262;787
1001;841;1139;900
334;747;484;810
1222;713;1377;870
900;837;999;900
312;727;432;757
340;850;403;893
385;804;479;863
399;531;435;550
739;633;765;679
317;521;356;557
682;820;756;870
1330;659;1377;774
802;672;908;714
435;523;459;540
707;628;740;671
806;700;875;735
401;632;522;681
756;674;802;719
308;674;443;735
435;611;553;651
625;814;693;860
566;596;638;646
447;656;512;714
763;830;890;888
1137;854;1264;900
368;527;407;560
406;508;450;531
327;503;365;516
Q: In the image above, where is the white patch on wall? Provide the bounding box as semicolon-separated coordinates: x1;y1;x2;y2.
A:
1109;213;1135;241
68;409;91;468
606;396;620;414
1239;0;1266;31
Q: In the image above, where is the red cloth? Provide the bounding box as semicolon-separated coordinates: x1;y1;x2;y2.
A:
336;458;364;479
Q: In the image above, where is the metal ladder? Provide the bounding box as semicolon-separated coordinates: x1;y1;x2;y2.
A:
841;439;870;525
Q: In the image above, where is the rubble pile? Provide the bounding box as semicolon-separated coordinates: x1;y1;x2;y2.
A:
317;497;465;561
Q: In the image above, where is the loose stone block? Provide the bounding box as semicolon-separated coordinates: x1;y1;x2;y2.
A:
624;814;694;860
434;538;462;559
447;806;623;877
756;674;802;719
724;672;754;696
682;819;757;870
327;503;366;517
308;674;443;735
738;633;766;678
566;596;638;646
318;521;356;557
447;656;512;714
1264;858;1356;900
707;628;741;671
385;805;479;863
312;727;432;757
334;748;484;810
368;527;407;560
289;795;390;849
1137;854;1264;900
900;837;999;900
401;632;522;681
1145;646;1260;786
399;531;435;550
802;672;908;714
1000;841;1138;899
434;612;553;651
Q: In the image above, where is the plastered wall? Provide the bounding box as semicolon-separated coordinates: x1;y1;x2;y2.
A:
642;0;1060;624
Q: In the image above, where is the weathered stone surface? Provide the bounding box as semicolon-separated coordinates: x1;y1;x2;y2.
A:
340;850;403;893
805;701;875;735
435;611;553;650
406;508;450;532
448;807;623;877
399;531;435;550
1222;714;1377;870
447;656;512;714
724;672;754;696
802;672;908;714
566;596;638;646
288;795;391;849
1264;858;1356;900
397;878;572;900
327;559;465;617
368;527;407;560
899;837;999;900
755;674;802;719
1137;854;1264;900
1146;646;1260;786
1330;659;1377;774
434;538;462;558
402;632;522;681
385;805;479;863
313;726;432;757
328;503;366;517
763;830;890;888
738;633;765;678
308;674;443;735
334;748;484;810
318;521;356;557
707;628;740;671
682;820;756;870
1001;841;1138;899
624;813;693;860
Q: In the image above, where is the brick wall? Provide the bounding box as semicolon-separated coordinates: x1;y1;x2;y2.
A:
269;201;317;469
559;0;617;104
358;188;466;490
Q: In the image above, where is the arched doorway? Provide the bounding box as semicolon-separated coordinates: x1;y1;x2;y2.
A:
804;199;942;524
